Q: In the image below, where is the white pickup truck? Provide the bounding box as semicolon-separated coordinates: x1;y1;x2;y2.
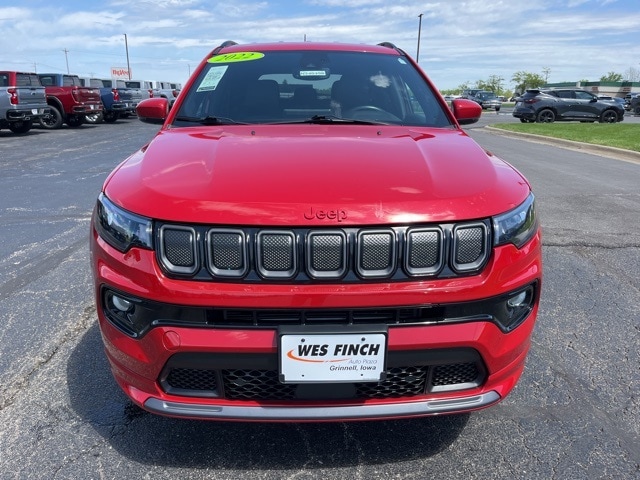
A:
152;81;180;108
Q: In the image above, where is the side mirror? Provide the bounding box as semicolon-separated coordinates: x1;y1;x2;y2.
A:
136;98;169;124
451;98;482;125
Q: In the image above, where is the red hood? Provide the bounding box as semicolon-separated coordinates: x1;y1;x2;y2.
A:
104;125;530;225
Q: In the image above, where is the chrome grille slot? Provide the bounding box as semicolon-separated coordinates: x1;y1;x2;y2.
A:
357;229;396;278
257;231;296;278
452;223;489;273
159;225;198;274
207;229;247;277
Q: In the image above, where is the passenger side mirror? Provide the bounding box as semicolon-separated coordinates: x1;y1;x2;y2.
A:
451;99;482;125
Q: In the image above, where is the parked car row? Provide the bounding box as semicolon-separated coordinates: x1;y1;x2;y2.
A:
624;92;640;114
512;88;625;123
461;89;502;111
0;70;181;134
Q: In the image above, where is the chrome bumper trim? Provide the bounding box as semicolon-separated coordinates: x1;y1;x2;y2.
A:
144;391;501;421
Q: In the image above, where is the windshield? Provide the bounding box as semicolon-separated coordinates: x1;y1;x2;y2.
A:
174;50;452;127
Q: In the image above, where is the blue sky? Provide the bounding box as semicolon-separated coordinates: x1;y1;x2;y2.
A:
1;0;639;91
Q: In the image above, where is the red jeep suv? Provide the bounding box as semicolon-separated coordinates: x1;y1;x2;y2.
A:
91;41;541;421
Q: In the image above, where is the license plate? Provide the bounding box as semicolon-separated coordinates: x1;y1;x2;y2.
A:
31;108;38;114
279;332;387;383
89;104;96;110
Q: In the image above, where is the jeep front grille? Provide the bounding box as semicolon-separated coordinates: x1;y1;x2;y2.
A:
157;222;491;282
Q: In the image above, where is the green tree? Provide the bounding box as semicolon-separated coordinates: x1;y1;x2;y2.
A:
511;71;545;94
600;71;623;82
483;75;504;94
457;81;471;93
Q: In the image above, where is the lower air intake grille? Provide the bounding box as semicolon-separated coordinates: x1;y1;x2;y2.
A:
163;361;483;400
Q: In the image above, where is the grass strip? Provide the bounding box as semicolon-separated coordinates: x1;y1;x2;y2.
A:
490;122;640;152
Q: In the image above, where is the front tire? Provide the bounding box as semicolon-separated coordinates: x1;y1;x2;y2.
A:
536;109;555;123
39;105;63;129
599;110;619;123
8;120;32;134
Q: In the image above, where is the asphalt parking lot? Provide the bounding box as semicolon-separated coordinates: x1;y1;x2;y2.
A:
0;117;639;479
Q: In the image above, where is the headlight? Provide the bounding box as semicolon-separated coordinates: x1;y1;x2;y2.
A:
493;193;538;248
94;193;153;252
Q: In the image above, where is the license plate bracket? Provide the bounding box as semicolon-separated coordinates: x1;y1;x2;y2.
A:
278;325;387;384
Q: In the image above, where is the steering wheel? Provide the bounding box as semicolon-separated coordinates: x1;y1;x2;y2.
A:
344;105;401;122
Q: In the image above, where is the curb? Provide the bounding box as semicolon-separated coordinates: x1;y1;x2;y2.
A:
484;126;640;165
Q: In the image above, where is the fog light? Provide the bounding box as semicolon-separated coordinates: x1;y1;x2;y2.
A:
112;295;133;313
507;291;528;309
494;284;536;332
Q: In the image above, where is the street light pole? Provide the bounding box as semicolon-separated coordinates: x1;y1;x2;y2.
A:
124;33;131;80
416;14;423;64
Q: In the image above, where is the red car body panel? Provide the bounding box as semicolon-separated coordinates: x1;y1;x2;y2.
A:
91;41;542;422
105;126;529;226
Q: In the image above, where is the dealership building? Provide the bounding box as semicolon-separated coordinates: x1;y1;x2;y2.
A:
544;81;640;98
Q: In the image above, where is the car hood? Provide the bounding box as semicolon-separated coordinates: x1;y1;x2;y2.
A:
104;125;530;225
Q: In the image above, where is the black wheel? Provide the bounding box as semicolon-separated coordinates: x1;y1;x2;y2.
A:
85;112;103;124
39;105;63;129
536;109;555;123
599;110;618;123
103;111;120;123
634;106;640;115
66;115;85;128
8;120;32;134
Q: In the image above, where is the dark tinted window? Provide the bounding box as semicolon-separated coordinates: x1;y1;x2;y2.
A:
0;74;8;87
555;90;573;99
62;75;82;87
175;50;451;127
574;90;594;101
16;74;42;86
39;75;55;86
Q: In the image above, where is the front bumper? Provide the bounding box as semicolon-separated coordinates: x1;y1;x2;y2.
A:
144;391;501;420
91;226;542;421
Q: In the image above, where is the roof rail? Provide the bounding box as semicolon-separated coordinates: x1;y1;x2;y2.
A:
218;40;238;49
377;42;398;50
377;42;408;58
208;40;238;58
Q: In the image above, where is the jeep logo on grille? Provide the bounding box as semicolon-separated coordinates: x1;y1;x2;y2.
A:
304;207;347;222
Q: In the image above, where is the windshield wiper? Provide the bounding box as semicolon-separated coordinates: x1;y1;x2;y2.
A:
174;115;248;125
273;115;390;126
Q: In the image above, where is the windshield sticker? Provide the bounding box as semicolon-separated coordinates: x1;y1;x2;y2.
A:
196;66;228;92
208;52;265;63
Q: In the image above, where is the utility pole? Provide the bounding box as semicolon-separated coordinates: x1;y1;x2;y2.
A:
62;48;70;73
124;33;131;80
416;14;423;64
